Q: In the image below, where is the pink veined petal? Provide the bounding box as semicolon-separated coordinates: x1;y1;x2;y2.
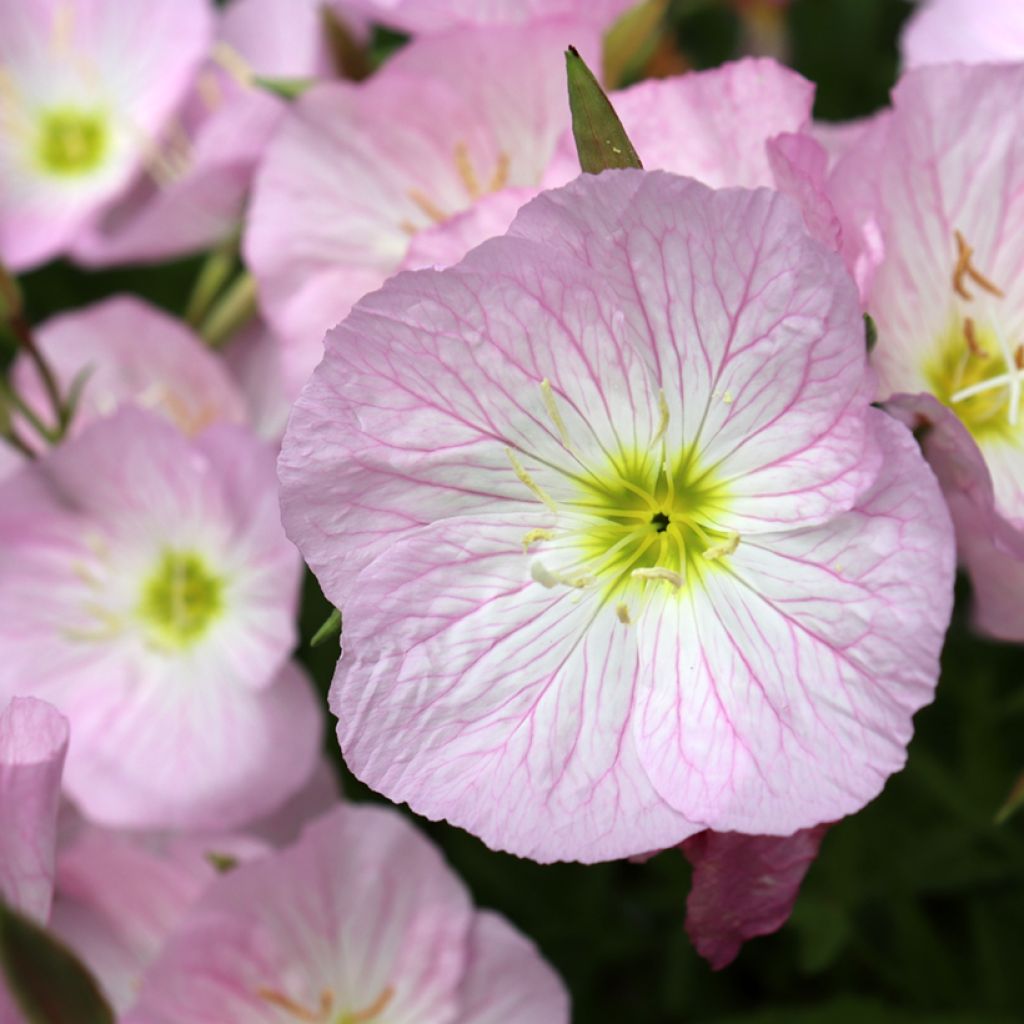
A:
60;661;322;831
456;911;569;1024
633;410;954;833
245;19;597;393
0;697;69;922
887;392;1024;642
507;172;881;531
766;131;842;252
332;515;697;863
13;296;247;437
47;826;221;1014
126;804;475;1024
680;825;828;970
901;0;1024;67
544;58;815;191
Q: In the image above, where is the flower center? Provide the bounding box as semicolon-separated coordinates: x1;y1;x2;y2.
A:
137;550;224;651
516;380;737;616
932;230;1024;439
36;108;108;176
257;985;394;1024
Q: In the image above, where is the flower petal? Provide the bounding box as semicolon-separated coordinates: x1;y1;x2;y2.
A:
633;410;954;833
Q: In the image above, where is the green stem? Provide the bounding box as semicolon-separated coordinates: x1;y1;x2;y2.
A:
185;234;239;326
199;272;258;349
0;376;58;444
6;315;64;432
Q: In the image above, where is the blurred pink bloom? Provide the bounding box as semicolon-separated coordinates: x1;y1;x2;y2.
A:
125;803;569;1024
222;319;294;442
244;18;600;395
341;0;633;34
902;0;1024;66
280;171;954;862
12;296;246;439
0;0;212;270
0;697;68;923
680;825;828;969
413;59;839;277
828;63;1024;640
0;409;318;829
72;0;367;266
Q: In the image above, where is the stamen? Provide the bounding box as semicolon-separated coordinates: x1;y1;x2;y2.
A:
454;141;481;199
51;2;74;57
399;220;418;236
488;151;510;193
196;69;224;113
702;532;740;561
631;566;685;589
211;42;254;88
722;390;734;405
616;603;631;624
1016;345;1024;370
540;378;572;448
522;528;555;551
950;371;1015;405
257;988;333;1022
530;561;593;589
963;317;988;358
953;230;1004;301
506;448;557;511
348;986;395;1023
408;188;448;224
650;389;670;446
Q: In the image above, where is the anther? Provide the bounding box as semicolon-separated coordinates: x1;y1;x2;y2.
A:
963;317;988;358
953;230;1004;301
722;390;734;405
211;42;255;88
540;378;572;448
1016;344;1024;370
616;603;632;624
521;528;555;551
506;447;558;511
454;141;481;199
631;567;685;589
651;389;670;445
702;533;740;561
348;986;395;1023
488;151;510;193
408;188;448;224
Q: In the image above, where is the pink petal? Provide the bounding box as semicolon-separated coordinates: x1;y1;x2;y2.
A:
339;0;631;33
0;698;68;922
332;515;696;863
680;825;828;970
457;911;569;1024
13;296;246;437
633;410;954;833
127;804;475;1024
901;0;1024;66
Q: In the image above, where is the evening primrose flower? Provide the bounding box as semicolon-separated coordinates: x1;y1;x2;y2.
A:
828;62;1024;640
125;803;569;1024
279;171;955;862
901;0;1024;66
0;409;318;829
244;18;601;394
0;0;211;269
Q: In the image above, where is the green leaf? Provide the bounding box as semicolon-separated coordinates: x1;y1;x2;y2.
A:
310;607;342;648
0;899;114;1024
565;46;642;174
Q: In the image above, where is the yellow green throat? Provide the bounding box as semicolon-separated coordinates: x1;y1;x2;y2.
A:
36;108;109;177
138;550;225;651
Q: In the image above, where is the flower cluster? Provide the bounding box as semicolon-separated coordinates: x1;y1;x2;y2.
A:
0;0;1019;1017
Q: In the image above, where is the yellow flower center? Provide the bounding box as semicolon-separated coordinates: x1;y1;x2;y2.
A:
137;551;224;651
36;107;109;176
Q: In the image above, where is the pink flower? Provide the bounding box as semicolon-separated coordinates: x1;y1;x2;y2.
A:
0;409;319;828
279;170;955;862
341;0;633;34
0;0;212;270
828;63;1024;640
125;803;569;1024
902;0;1024;67
0;697;68;923
680;826;828;969
244;18;601;394
12;296;246;439
71;0;366;266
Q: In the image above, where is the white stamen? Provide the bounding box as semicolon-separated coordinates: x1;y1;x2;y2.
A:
521;528;555;551
506;448;557;512
616;603;632;624
540;378;572;449
703;533;740;561
651;389;670;445
631;566;685;589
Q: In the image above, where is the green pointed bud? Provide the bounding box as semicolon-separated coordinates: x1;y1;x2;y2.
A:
311;607;342;648
0;899;115;1024
322;7;372;82
565;45;642;175
0;265;22;323
995;770;1024;825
